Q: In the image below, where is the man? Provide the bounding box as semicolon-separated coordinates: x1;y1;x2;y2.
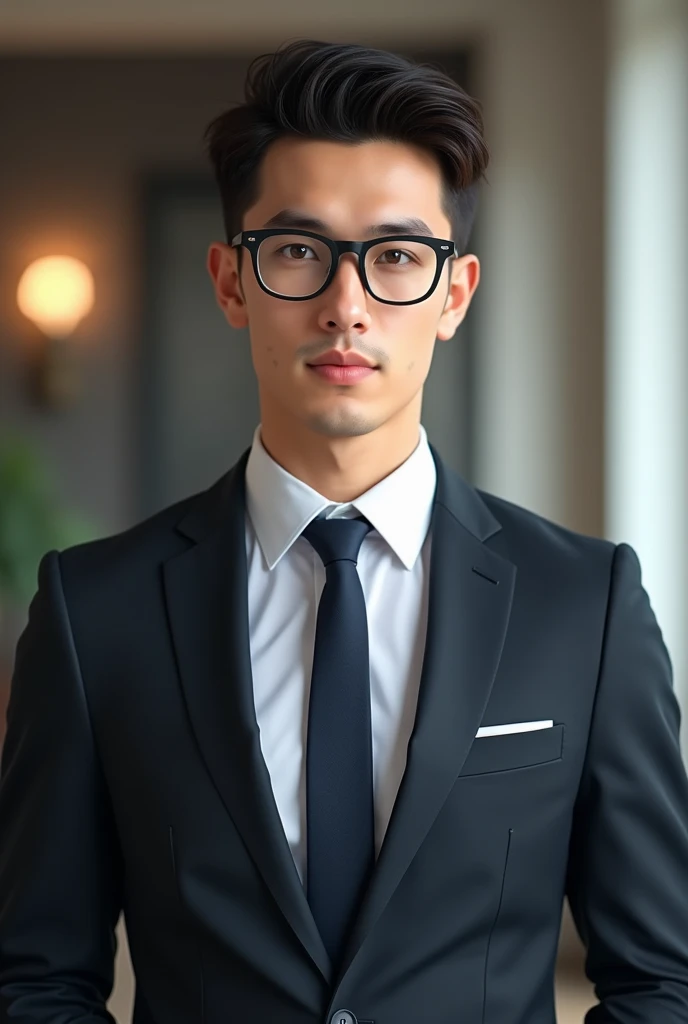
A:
1;39;688;1024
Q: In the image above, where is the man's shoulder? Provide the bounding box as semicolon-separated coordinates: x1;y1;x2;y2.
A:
433;449;616;571
475;486;617;572
56;478;223;598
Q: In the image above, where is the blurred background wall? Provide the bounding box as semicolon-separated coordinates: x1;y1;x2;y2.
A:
0;0;686;1021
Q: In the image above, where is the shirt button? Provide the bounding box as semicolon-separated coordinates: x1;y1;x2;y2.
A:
330;1011;357;1024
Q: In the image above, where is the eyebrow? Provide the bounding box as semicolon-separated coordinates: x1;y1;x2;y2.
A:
261;209;436;237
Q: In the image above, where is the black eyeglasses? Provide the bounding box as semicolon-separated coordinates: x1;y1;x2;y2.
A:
231;228;459;305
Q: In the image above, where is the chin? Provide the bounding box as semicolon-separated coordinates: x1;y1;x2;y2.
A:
304;408;380;439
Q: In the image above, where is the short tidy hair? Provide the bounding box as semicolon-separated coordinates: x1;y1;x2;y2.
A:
205;39;489;253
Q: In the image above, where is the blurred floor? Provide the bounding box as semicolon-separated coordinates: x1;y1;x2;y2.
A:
555;970;596;1022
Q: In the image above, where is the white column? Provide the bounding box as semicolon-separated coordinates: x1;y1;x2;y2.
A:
606;0;688;757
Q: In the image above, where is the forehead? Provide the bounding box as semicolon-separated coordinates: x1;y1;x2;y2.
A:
245;136;450;237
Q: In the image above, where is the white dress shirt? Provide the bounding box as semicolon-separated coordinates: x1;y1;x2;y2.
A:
244;423;437;886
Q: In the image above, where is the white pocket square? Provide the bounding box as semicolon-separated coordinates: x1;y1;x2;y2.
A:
475;720;554;738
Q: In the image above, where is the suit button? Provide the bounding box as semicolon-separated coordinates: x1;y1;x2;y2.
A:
330;1011;357;1024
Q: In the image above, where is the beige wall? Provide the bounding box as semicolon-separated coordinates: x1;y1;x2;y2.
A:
473;1;605;532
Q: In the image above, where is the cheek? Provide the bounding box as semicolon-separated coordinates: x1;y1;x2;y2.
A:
247;300;306;365
380;307;440;372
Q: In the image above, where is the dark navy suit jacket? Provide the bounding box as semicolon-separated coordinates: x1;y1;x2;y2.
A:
2;445;688;1024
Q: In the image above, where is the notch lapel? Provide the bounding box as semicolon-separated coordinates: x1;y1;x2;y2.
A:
163;452;332;983
337;450;516;978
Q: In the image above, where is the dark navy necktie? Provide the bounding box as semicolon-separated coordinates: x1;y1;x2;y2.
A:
302;514;375;968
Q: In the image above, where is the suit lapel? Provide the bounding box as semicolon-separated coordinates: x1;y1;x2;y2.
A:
163;452;332;983
337;449;516;978
162;444;515;987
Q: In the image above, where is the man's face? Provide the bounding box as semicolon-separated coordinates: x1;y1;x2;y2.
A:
208;136;479;443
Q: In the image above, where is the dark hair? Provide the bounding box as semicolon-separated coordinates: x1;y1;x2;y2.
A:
205;39;489;253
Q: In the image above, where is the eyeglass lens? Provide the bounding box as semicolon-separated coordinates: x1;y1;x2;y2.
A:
256;234;439;301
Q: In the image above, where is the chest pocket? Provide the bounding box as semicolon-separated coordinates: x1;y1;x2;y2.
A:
459;723;564;777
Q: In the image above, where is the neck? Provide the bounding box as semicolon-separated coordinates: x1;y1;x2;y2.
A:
258;401;423;503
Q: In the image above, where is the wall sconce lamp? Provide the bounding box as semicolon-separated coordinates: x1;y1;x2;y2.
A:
17;255;95;409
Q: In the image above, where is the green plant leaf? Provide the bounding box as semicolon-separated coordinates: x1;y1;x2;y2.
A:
0;435;98;607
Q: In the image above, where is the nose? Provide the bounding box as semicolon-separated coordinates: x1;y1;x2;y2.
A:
316;253;372;334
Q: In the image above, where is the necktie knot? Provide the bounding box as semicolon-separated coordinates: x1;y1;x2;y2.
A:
302;516;372;568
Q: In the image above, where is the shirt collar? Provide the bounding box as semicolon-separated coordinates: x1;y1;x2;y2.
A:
245;423;437;571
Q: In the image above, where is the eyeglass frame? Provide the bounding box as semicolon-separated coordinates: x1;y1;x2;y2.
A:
230;228;460;306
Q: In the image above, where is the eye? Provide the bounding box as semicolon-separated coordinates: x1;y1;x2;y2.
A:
375;249;415;266
276;244;318;261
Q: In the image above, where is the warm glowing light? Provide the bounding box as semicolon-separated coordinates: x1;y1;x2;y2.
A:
17;256;95;337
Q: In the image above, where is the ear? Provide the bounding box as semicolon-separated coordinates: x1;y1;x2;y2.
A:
207;242;249;329
436;254;480;342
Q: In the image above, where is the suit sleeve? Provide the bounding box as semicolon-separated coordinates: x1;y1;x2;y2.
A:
566;542;688;1022
0;551;123;1024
